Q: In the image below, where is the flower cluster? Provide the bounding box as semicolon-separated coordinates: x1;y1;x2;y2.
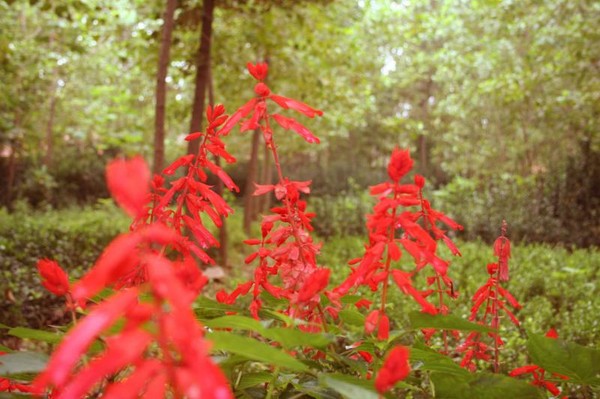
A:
31;107;237;398
457;221;521;372
330;149;462;341
215;63;329;327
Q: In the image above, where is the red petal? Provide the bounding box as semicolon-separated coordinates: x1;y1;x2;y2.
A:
106;156;150;218
34;289;139;389
269;95;323;118
375;346;411;393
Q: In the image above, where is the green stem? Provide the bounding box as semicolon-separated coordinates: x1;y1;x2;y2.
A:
265;366;280;399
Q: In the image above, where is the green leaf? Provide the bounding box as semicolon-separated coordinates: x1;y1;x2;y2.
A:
194;296;237;312
204;315;266;334
339;295;364;305
0;345;12;352
0;352;48;376
410;345;469;376
8;327;62;344
431;372;544;399
263;328;333;349
236;372;273;390
207;331;308;372
409;312;492;333
320;373;379;399
338;309;365;327
527;333;600;386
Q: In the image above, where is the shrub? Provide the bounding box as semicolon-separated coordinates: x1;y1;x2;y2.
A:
0;201;128;328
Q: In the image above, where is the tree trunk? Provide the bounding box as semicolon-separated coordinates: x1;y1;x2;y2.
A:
187;0;215;155
44;85;57;168
153;0;178;174
243;129;261;235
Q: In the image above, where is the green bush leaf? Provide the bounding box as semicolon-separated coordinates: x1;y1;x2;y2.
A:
8;327;62;344
263;328;333;349
409;312;492;333
0;352;48;376
338;309;365;327
204;315;266;334
207;331;308;372
410;345;469;376
527;333;600;386
431;372;544;399
320;373;379;399
236;372;273;390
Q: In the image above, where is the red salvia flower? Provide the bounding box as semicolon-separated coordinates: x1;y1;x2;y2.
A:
35;120;235;398
375;346;411;393
214;62;329;332
37;259;70;296
457;222;521;373
331;148;461;349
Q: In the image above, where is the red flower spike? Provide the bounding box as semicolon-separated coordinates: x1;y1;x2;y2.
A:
37;259;70;297
387;148;413;182
106;156;150;218
375;346;411;394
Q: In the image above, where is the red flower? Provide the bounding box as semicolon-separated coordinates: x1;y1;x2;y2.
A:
106;156;150;218
297;268;330;303
375;346;411;393
247;62;268;81
387;148;413;182
37;259;70;296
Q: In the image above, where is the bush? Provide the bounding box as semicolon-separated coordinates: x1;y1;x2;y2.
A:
433;143;600;247
0;201;129;328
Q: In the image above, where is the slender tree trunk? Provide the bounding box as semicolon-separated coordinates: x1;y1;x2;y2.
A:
187;0;215;155
44;85;57;168
44;33;58;168
153;0;178;174
6;145;16;207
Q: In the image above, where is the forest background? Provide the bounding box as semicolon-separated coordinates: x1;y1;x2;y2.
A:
0;0;598;354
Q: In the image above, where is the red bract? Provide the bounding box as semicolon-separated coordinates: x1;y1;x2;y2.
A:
37;259;70;296
387;148;413;182
106;156;150;218
375;346;411;393
247;62;268;81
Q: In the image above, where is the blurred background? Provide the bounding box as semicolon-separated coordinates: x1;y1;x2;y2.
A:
0;1;599;358
1;0;598;246
1;0;599;247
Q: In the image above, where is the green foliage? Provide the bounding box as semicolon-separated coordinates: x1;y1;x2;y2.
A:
430;372;544;399
527;333;600;387
0;202;128;328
